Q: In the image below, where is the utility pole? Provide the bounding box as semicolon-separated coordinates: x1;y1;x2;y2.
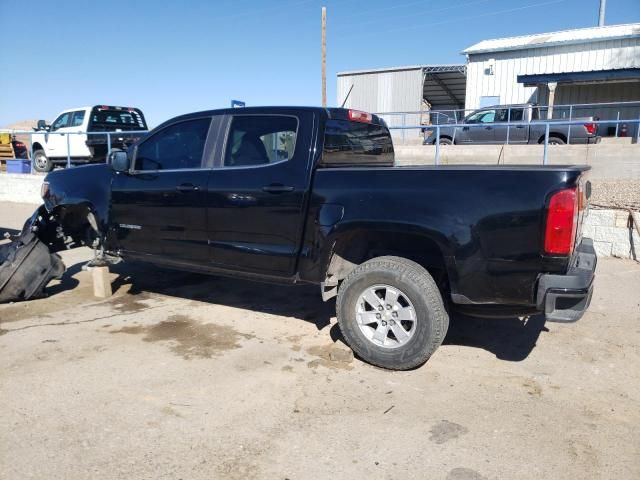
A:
598;0;606;26
321;6;327;107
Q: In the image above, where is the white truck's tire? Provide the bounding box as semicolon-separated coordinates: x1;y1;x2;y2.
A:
33;150;52;172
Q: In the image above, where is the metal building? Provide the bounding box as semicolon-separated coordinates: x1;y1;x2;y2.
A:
463;23;640;123
336;65;466;142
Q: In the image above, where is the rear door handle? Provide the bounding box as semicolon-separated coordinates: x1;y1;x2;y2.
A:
176;183;200;192
262;184;294;194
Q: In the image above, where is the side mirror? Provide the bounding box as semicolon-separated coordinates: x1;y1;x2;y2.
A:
109;150;130;172
37;120;49;130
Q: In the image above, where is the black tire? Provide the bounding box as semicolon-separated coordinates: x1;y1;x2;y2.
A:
336;256;449;370
436;137;453;145
32;149;52;172
545;136;566;145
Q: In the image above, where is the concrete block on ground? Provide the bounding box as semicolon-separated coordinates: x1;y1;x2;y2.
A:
92;266;113;298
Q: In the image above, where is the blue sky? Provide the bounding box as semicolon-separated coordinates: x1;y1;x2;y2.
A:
1;0;638;127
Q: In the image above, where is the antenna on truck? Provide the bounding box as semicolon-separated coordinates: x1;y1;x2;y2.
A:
340;84;354;108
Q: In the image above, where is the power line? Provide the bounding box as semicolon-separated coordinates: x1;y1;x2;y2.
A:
339;0;493;29
344;0;438;19
338;0;569;38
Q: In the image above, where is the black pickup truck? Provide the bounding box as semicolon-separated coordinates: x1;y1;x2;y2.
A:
1;107;596;370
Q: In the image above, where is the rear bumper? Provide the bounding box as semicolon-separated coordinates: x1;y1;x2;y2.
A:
536;238;597;322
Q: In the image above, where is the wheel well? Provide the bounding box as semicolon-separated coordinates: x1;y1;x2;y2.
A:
433;135;453;144
32;142;44;152
325;230;449;291
39;203;99;252
538;132;566;144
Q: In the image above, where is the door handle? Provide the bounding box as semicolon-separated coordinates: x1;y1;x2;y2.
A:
176;183;200;192
262;184;294;194
485;126;493;130
462;127;469;131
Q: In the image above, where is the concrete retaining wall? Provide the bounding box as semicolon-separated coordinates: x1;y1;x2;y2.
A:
583;209;639;259
0;173;43;205
396;144;640;180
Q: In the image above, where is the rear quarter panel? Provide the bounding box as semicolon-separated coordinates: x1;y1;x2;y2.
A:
300;165;588;306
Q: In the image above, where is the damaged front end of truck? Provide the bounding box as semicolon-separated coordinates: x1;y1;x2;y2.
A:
0;164;115;303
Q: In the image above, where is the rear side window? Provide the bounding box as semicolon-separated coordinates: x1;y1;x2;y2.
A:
135;118;211;171
496;108;524;122
224;115;297;167
71;110;85;127
89;107;147;131
322;119;394;166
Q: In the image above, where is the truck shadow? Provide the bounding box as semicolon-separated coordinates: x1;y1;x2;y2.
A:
108;262;336;332
443;313;548;362
104;262;548;362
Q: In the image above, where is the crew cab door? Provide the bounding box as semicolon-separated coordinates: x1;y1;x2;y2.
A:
110;116;214;264
494;108;528;144
67;110;89;156
205;111;314;276
460;109;496;143
43;111;72;156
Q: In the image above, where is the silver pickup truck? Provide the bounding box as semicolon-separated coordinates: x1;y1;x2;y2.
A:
424;103;600;145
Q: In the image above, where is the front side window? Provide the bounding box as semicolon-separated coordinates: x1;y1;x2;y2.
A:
135;118;211;171
51;112;71;131
467;110;496;124
71;110;85;127
224;115;297;167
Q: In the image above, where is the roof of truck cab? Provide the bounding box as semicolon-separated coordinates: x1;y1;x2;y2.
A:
155;106;386;128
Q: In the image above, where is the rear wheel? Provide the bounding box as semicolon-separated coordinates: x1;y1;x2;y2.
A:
336;256;449;370
435;137;453;145
32;149;52;172
545;136;566;145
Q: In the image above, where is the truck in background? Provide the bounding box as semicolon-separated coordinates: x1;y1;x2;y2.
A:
31;105;148;172
424;103;600;145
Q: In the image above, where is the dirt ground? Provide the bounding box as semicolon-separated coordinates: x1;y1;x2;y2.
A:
1;203;639;480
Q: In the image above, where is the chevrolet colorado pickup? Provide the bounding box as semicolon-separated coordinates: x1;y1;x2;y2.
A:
1;107;596;370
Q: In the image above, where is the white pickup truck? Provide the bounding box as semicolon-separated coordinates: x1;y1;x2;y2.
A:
31;105;148;172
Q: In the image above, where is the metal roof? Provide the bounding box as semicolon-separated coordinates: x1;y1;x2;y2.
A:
518;68;640;85
463;22;640;55
423;69;467;107
337;64;465;76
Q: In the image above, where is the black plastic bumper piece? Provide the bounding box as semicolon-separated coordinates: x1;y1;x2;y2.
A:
536;238;597;323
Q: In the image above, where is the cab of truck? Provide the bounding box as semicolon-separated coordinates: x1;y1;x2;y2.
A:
31;105;147;172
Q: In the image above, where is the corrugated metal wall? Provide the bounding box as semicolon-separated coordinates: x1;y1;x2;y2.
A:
337;68;424;143
537;81;640;121
465;37;640;111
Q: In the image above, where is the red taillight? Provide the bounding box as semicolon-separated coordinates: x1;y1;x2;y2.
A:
544;187;578;255
348;109;372;123
583;123;596;135
14;141;25;147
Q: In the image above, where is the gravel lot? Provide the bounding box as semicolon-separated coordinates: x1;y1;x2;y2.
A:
590;179;640;211
1;203;639;480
